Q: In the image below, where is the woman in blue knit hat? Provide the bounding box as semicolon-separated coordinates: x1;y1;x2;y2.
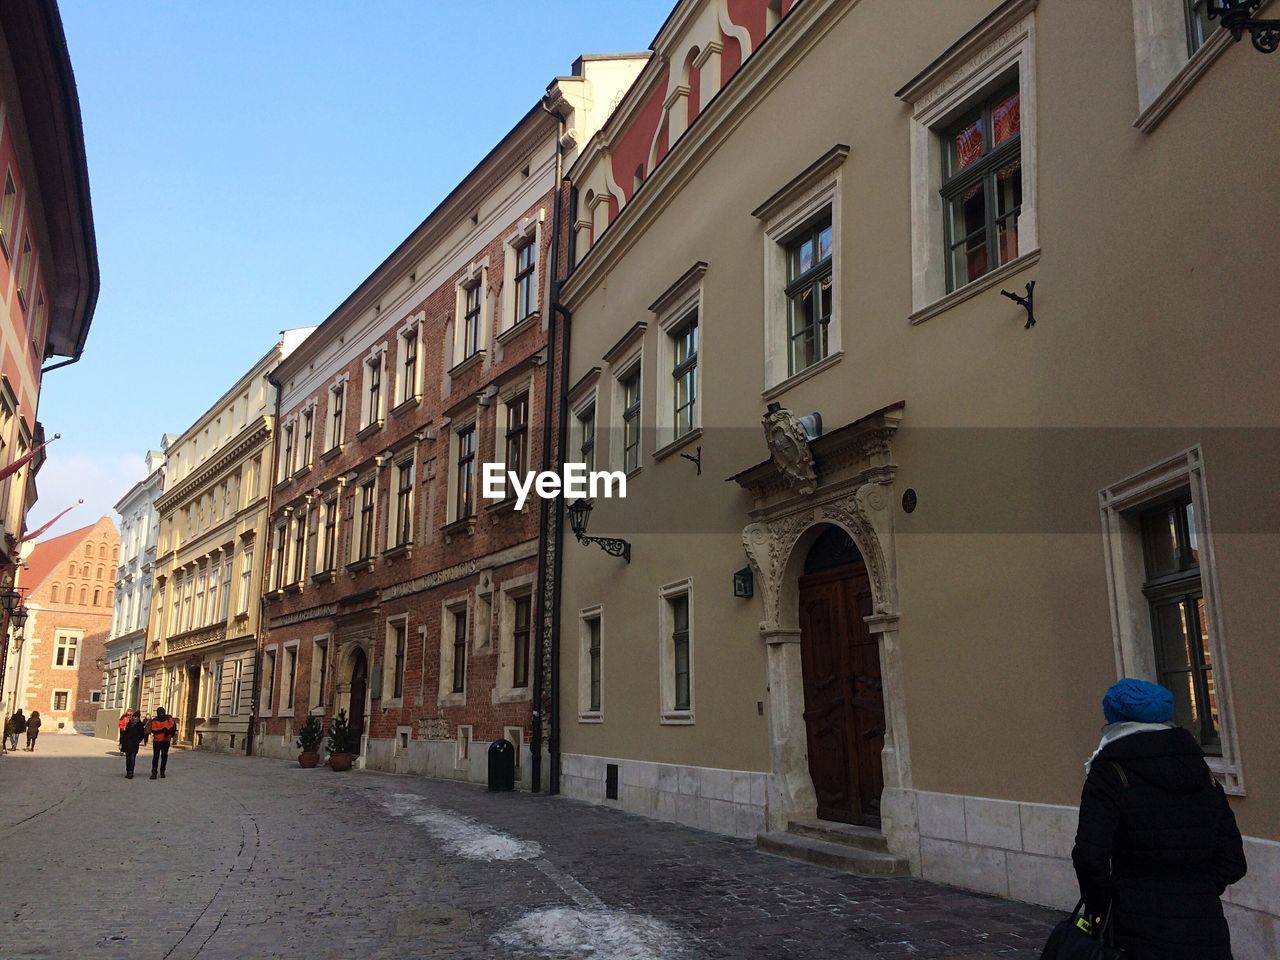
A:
1071;678;1247;959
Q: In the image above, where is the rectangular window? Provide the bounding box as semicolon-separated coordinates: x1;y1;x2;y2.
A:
262;649;277;713
512;595;531;689
193;566;207;625
280;423;295;481
671;316;698;439
505;394;529;482
312;639;329;709
365;357;383;426
621;369;641;473
514;241;537;324
230;659;245;716
300;409;314;468
219;557;233;620
321;497;337;571
587;615;602;713
208;560;221;622
291;512;307;583
462;283;482;358
671;595;691;712
578;405;596;472
358;481;376;560
54;633;79;668
329;384;345;449
211;661;224;717
0;172;16;250
238;545;254;615
16;233;33;298
1185;0;1216;54
452;609;467;693
170;574;182;633
391;621;407;699
272;524;287;590
395;461;414;546
785;217;833;374
282;646;298;710
941;87;1021;292
455;425;476;520
53;691;69;711
400;327;419;403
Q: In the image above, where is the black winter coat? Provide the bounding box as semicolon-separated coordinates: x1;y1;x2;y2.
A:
1072;726;1246;960
119;719;148;753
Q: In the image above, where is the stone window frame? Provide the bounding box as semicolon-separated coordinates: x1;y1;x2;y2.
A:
296;400;317;474
1098;445;1243;794
568;368;601;474
451;259;491;372
393;313;426;410
278;640;300;718
490;376;534;503
649;262;706;458
445;408;480;525
53;630;83;669
259;644;279;718
381;613;410;708
753;146;847;395
578;604;604;723
657;577;696;725
898;0;1040;324
494;574;536;705
324;373;350;454
51;689;71;712
503;725;525;773
501;213;544;334
359;342;389;434
1131;0;1232;133
604;325;646;479
276;418;296;484
386;453;416;551
438;595;470;707
309;634;331;715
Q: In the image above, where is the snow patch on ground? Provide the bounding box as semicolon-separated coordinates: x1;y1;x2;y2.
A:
493;907;683;960
381;793;542;861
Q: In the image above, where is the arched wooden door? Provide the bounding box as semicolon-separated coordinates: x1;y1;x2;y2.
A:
347;649;367;755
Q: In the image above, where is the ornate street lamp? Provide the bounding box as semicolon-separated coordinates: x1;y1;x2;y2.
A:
1209;0;1280;52
9;604;28;633
565;499;631;563
0;587;18;614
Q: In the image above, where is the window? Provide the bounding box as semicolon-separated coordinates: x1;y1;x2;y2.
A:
50;585;59;603
671;595;691;711
281;645;298;712
271;523;287;590
291;511;307;583
16;233;33;300
387;619;407;700
170;574;183;633
311;638;329;709
69;563;77;578
230;659;245;716
328;383;346;449
219;556;233;620
54;633;79;668
238;545;254;615
658;581;694;722
784;220;833;373
512;595;531;689
364;355;383;428
320;497;338;571
585;612;602;715
53;691;69;712
455;425;476;520
670;317;698;439
462;283;482;359
279;422;295;482
452;608;467;693
394;460;414;547
0;172;16;251
577;404;596;472
399;325;419;404
1185;0;1217;55
193;567;206;625
262;649;277;713
941;88;1022;292
505;394;529;482
357;481;376;560
211;660;225;717
513;240;537;324
208;562;221;622
300;408;314;469
620;368;641;473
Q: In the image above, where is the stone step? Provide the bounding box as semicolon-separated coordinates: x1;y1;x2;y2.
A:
756;831;911;877
786;818;890;853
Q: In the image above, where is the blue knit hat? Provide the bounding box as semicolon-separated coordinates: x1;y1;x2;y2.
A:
1103;678;1174;724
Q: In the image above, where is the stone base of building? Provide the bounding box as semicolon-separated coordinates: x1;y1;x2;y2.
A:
559;753;769;839
94;709;124;739
196;728;251;754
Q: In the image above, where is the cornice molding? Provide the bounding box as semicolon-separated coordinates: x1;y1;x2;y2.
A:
156;418;271;513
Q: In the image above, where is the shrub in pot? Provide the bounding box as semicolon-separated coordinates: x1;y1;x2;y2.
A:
326;709;359;771
295;715;323;768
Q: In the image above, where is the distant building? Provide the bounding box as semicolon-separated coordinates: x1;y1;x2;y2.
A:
5;516;119;733
140;330;312;753
95;445;169;735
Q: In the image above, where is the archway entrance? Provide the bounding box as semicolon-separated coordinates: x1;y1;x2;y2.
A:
798;527;885;825
347;648;367;755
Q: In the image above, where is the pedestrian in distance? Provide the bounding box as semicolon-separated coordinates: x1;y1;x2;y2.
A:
1072;678;1247;960
148;706;177;779
117;708;134;753
24;710;40;751
119;711;148;779
5;708;25;750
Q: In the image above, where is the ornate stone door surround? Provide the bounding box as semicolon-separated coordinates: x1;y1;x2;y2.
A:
732;402;913;840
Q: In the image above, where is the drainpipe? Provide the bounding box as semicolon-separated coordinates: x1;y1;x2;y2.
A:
39;355;81;376
548;300;571;796
246;367;284;756
531;92;568;794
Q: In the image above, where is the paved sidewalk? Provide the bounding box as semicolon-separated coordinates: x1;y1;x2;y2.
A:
0;734;1058;959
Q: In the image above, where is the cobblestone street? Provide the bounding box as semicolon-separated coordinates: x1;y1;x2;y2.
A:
0;735;1058;959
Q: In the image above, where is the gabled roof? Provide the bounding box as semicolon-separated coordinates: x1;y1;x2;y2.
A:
20;520;96;591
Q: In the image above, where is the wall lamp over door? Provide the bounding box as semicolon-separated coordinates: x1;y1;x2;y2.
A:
1209;1;1280;53
566;499;631;563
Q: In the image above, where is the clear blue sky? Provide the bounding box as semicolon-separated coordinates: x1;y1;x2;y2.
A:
30;0;670;538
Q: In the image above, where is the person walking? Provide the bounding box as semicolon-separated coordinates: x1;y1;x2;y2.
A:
119;711;148;779
5;709;25;750
117;709;134;753
1072;678;1248;959
24;710;40;751
148;707;177;779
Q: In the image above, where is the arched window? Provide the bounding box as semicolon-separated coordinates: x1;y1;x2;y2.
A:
112;547;119;562
99;544;107;559
50;584;60;603
79;587;87;605
97;565;104;580
68;563;77;578
85;543;92;556
93;589;101;605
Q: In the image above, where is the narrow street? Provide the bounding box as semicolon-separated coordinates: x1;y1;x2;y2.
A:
0;735;1057;960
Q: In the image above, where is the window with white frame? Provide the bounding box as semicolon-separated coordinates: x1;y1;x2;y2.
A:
658;580;694;722
439;601;469;703
391;458;414;548
1099;446;1242;793
299;407;314;470
310;636;330;710
237;544;254;615
512;240;537;325
1130;0;1228;131
270;522;287;590
54;632;81;668
211;660;225;717
361;350;386;430
618;365;641;474
219;555;233;620
0;171;16;253
499;391;529;498
396;321;422;407
354;480;376;561
281;644;298;714
576;402;596;472
461;282;482;359
451;423;477;522
278;422;295;482
327;381;346;450
290;510;307;583
319;496;338;572
207;557;221;622
384;617;408;702
261;647;278;715
898;3;1038;318
230;658;246;716
579;606;603;719
16;232;33;303
496;580;534;701
453;262;488;365
193;565;206;625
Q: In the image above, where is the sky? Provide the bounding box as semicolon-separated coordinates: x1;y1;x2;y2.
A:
29;0;672;539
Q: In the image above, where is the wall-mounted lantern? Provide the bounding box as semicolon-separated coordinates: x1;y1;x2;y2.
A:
566;499;631;563
733;566;754;599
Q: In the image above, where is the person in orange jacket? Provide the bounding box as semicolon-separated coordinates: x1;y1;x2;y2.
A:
148;707;178;779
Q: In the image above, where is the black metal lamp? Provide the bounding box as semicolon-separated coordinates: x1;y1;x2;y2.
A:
0;587;18;614
10;604;28;631
1209;0;1280;52
733;565;754;598
565;499;631;563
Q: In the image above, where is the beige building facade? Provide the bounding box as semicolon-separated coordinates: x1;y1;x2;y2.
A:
555;0;1279;953
141;330;312;752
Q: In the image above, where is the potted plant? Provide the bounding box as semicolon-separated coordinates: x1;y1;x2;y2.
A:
295;715;323;768
326;709;359;771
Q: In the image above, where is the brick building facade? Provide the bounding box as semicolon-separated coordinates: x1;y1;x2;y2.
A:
8;515;118;732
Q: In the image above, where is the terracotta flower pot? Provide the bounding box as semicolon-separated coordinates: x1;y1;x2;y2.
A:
329;751;354;771
298;751;320;768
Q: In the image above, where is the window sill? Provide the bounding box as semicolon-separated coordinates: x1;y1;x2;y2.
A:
277;709;295;719
577;712;603;724
762;351;844;401
345;558;375;575
496;312;540;345
485;496;520;515
263;590;284;604
379;698;404;710
652;427;702;463
494;688;532;704
310;706;325;716
908;249;1041;325
356;419;384;442
1134;29;1232;134
310;570;335;585
438;692;466;708
234;611;250;623
660;711;695;726
382;543;412;561
320;445;343;463
442;516;477;540
283;582;303;595
390;396;420;418
448;351;486;379
291;464;312;481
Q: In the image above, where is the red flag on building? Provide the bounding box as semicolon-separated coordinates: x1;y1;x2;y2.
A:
17;499;83;545
0;433;60;484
